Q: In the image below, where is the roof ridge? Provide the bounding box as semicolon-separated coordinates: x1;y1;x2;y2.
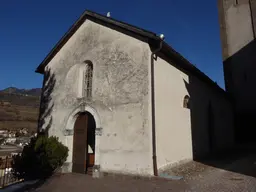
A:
85;10;158;37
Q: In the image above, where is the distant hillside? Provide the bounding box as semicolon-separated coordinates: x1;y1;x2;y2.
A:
0;87;41;97
0;87;42;133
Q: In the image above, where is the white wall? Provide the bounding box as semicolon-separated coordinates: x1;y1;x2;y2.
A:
225;2;254;56
154;55;234;169
39;19;153;176
154;57;193;169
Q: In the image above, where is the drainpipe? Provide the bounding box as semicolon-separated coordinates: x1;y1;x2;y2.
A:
150;35;164;176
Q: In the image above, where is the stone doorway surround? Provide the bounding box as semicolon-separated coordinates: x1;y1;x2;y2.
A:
63;104;102;177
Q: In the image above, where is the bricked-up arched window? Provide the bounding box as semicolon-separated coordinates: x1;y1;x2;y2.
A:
183;95;190;109
84;60;93;99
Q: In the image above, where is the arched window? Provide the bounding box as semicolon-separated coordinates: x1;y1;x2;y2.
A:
84;60;93;99
183;95;190;109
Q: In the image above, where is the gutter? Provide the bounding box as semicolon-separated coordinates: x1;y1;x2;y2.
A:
150;37;164;176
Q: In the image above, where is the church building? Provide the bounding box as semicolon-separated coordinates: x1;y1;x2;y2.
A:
36;10;234;177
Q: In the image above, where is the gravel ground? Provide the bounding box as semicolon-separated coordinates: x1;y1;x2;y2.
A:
32;154;256;192
29;145;256;192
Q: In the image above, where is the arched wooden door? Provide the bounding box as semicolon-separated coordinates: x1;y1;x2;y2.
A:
72;112;95;174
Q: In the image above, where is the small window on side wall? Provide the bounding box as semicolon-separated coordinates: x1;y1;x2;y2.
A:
183;95;190;109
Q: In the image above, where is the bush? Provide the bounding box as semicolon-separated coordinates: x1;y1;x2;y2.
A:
12;135;69;180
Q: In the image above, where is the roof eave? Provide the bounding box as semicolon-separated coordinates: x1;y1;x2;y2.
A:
161;42;227;96
34;10;227;97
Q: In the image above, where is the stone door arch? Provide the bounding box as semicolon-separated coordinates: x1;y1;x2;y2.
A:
65;105;102;174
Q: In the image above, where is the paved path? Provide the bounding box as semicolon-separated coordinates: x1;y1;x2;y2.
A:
184;154;256;191
34;173;188;192
33;154;256;192
1;180;38;192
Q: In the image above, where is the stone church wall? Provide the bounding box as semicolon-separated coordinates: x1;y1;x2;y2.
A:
39;19;153;175
154;54;234;170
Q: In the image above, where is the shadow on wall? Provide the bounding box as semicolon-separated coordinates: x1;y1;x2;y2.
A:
183;78;215;161
183;76;256;178
37;69;56;136
224;39;256;143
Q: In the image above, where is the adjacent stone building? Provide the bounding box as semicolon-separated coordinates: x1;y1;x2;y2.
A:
218;0;256;142
35;10;234;177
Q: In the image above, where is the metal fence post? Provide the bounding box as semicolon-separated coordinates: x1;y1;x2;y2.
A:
2;156;8;188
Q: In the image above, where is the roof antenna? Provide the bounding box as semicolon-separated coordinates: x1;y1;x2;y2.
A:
107;12;111;17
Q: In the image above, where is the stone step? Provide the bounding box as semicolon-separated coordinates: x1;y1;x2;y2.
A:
87;167;93;176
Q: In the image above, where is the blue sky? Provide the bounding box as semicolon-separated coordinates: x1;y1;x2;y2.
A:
0;0;224;90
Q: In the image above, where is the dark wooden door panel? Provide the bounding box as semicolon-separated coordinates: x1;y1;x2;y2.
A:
72;114;88;173
88;153;95;167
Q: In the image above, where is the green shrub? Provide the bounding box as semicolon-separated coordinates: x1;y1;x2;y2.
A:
12;135;69;180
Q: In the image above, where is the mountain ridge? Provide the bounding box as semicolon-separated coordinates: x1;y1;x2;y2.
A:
0;87;42;97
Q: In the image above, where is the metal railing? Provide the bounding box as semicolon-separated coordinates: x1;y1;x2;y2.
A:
0;156;23;188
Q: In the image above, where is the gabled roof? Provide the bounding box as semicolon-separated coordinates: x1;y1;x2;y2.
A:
35;10;226;95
